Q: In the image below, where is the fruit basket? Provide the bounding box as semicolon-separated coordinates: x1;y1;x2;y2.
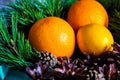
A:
0;0;120;80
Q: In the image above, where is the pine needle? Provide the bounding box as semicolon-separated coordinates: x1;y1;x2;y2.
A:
98;0;120;43
99;0;120;12
109;10;120;44
0;14;10;44
0;0;77;26
0;12;39;70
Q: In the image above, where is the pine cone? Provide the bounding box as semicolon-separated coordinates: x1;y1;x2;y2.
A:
26;43;120;80
38;52;58;67
54;56;85;79
26;62;54;80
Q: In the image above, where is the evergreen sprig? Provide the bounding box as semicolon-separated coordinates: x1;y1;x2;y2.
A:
0;12;39;70
0;0;77;39
99;0;120;12
109;10;120;44
0;0;77;27
7;0;45;26
38;0;77;18
98;0;120;43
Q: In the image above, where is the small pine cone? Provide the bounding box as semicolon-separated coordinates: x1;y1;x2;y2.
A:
38;52;58;67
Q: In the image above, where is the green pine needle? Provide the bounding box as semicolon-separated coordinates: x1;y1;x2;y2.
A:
0;14;10;44
99;0;120;12
109;10;120;44
1;0;77;26
97;0;120;44
0;0;77;39
0;12;40;70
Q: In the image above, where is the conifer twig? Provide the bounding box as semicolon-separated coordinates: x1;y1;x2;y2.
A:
109;10;120;44
0;12;39;70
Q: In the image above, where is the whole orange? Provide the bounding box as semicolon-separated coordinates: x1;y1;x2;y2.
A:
77;24;114;56
67;0;108;32
28;17;75;58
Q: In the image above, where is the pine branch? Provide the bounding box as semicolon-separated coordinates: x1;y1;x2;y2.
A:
0;0;44;27
0;0;77;39
109;10;120;44
0;0;77;26
98;0;120;43
0;12;40;70
0;14;10;44
98;0;120;12
38;0;64;17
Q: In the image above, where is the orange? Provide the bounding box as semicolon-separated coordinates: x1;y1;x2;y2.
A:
28;17;75;58
67;0;108;32
77;24;114;56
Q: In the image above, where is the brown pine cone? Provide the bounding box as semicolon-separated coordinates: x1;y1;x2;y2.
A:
38;52;58;67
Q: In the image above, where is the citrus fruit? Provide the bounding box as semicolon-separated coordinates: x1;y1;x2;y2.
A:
28;17;75;58
67;0;108;32
77;24;114;56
